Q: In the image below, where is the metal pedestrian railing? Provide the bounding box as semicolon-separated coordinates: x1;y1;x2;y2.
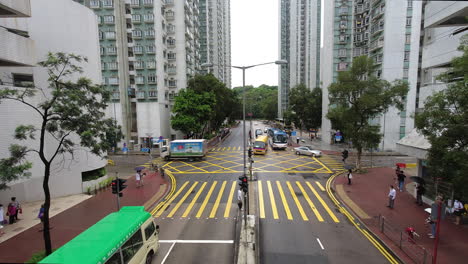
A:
371;215;433;264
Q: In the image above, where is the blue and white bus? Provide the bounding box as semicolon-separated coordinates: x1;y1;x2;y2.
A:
270;130;288;150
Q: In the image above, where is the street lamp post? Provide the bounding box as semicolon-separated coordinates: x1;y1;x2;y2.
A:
201;60;288;224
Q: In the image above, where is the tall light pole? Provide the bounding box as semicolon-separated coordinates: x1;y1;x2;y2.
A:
202;60;288;222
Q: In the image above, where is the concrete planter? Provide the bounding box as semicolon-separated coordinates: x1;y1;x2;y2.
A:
82;174;109;193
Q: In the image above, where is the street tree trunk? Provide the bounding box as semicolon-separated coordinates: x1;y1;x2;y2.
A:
356;148;362;171
42;163;52;255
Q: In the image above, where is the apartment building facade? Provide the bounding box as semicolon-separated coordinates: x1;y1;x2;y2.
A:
321;0;422;151
76;0;231;147
278;0;321;118
0;0;106;202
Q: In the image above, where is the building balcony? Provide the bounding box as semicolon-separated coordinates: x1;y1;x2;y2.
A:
136;90;146;99
0;27;35;66
164;0;174;6
148;90;157;99
168;67;176;75
128;87;136;97
165;13;175;21
111;91;120;100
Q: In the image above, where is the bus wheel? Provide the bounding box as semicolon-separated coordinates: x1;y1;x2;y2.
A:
146;251;154;264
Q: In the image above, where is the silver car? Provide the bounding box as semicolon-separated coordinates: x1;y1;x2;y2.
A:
294;146;322;157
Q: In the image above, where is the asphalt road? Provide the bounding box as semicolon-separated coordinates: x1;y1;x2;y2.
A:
148;121;391;263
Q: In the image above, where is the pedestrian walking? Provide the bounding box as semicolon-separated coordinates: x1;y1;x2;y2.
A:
38;204;45;223
141;173;146;186
135;170;142;188
237;189;243;211
387;185;396;209
10;197;21;221
397;171;406;192
453;198;464;225
0;204;5;237
347;169;353;185
6;202;16;224
416;184;425;206
159;167;165;178
296;137;300;144
342;149;349;163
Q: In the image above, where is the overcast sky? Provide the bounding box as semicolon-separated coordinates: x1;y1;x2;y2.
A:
230;0;279;88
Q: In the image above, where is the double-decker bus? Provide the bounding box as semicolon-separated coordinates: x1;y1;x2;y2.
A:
270;130;288;150
40;206;159;264
253;135;269;154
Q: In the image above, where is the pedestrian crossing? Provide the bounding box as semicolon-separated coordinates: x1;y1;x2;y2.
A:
320;155;345;171
151;180;340;223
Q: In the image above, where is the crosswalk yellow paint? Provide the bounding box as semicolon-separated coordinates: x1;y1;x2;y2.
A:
267;181;279;219
306;182;340;223
167;182;199;217
196;181;217;218
210;181;227;218
277;181;293;220
155;181;189;217
286;181;308;221
182;182;207;217
154;179;340;222
258;181;265;218
224;181;236;218
315;181;326;191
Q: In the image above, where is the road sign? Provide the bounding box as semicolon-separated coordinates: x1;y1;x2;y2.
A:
247;113;253;117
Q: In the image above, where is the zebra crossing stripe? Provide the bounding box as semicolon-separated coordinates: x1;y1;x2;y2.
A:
155;181;190;217
182;182;207;218
224;181;237;218
286;181;308;221
196;181;217;218
210;181;227;218
258;181;265;218
167;182;199;218
277;181;293;220
306;182;340;223
296;181;324;222
267;181;279;219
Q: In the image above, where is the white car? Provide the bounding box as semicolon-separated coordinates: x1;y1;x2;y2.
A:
294;146;322;157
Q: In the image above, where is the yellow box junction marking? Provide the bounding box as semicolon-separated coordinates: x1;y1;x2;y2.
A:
295;182;324;222
267;181;279;219
224;181;237;218
155;181;189;217
286;181;308;221
167;182;199;218
182;182;207;218
210;181;227;218
276;181;293;220
258;181;265;218
196;181;217;218
306;182;340;223
315;181;326;191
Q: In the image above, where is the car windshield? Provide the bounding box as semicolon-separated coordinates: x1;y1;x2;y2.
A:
254;141;266;148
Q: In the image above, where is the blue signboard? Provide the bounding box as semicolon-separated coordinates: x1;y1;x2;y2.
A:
291;131;297;136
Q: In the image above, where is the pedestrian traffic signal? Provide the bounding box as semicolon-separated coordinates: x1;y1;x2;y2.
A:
238;175;248;192
111;179;118;194
118;178;127;192
248;148;252;158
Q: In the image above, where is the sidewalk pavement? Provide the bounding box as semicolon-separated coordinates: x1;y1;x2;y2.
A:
0;169;168;263
333;167;468;264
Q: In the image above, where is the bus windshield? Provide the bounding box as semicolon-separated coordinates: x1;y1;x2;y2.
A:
273;134;288;143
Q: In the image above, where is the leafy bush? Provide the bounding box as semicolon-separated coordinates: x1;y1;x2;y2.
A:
82;167;107;182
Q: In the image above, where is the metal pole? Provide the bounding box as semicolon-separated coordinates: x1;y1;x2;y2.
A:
242;67;247;225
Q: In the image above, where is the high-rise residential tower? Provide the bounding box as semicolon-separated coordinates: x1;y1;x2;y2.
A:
278;0;321;119
321;0;422;150
199;0;231;87
76;0;231;147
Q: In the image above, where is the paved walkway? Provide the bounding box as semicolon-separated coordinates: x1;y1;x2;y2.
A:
0;169;167;263
333;167;468;264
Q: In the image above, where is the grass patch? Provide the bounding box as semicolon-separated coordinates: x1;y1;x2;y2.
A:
82;167;107;182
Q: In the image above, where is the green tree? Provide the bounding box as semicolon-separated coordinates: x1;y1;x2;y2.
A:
415;36;468;198
288;84;322;136
0;52;121;255
171;88;216;137
261;90;278;120
327;56;408;170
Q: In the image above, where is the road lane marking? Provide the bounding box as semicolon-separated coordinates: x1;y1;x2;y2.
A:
155;181;189;217
167;181;199;218
161;242;176;264
159;240;234;244
276;181;293;220
306;182;340;223
182;182;207;217
315;181;326;191
258;181;265;218
286;181;308;221
224;181;236;218
210;181;227;218
196;181;217;218
316;238;325;250
267;181;279;219
296;182;324;222
222;147;226;151
226;147;231;151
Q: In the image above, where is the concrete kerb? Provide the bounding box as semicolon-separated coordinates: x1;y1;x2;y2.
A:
327;169;404;264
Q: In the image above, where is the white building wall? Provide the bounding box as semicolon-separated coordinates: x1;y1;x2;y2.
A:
0;0;105;203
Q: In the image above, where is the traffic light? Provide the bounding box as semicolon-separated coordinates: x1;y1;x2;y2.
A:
238;175;248;192
111;179;118;194
248;148;252;158
118;178;127;192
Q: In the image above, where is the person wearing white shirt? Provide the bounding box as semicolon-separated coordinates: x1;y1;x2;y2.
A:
237;189;243;211
454;199;464;225
387;185;396;209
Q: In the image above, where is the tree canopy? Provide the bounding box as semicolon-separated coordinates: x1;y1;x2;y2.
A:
415;36;468;198
327;55;409;169
0;52;121;255
232;84;278;120
288;84;322;133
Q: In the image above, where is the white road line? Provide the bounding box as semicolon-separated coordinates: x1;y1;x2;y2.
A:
159;240;234;244
161;242;176;264
316;238;325;250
